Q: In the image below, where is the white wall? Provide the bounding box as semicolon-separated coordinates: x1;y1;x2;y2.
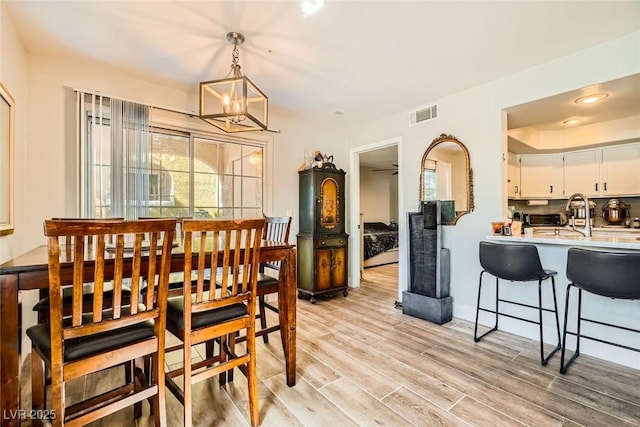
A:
262;109;351;236
359;166;397;223
1;4;30;357
0;3;28;264
342;31;640;369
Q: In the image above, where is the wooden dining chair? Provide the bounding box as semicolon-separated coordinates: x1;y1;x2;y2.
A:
27;218;176;426
164;218;264;427
254;215;292;344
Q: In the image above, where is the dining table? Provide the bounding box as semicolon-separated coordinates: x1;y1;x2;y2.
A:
0;239;297;426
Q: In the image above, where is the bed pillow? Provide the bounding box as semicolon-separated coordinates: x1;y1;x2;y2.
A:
363;222;391;232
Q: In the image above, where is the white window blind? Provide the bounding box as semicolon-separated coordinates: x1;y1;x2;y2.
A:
79;93;151;218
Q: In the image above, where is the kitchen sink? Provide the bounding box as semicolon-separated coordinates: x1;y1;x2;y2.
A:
531;227;584;237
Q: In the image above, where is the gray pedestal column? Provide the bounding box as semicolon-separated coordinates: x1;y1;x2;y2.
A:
402;201;453;325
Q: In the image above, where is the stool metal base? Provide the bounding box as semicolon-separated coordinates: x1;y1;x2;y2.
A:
560;284;640;374
474;270;561;366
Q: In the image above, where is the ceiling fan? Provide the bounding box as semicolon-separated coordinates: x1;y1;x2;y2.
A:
372;164;398;175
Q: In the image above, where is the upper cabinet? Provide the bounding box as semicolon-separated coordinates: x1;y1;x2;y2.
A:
600;143;640;196
518;154;563;199
511;142;640;200
563;145;640;197
507;154;520;198
563;148;601;197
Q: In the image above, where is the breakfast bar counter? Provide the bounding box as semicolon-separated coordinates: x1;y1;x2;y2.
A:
487;231;640;250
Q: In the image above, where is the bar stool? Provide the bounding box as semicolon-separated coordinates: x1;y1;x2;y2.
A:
474;241;561;365
560;248;640;374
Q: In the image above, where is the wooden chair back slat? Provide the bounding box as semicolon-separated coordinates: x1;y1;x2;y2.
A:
51;217;124;249
72;236;86;326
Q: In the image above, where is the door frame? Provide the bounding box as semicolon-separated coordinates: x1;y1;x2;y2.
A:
349;137;404;301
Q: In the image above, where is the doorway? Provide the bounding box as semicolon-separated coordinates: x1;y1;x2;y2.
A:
349;138;404;303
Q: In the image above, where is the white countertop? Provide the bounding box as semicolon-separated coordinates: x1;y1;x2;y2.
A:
487;232;640;250
585;227;640;234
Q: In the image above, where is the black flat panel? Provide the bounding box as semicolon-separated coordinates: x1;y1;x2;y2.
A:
422;201;438;229
440;201;456;224
408;213;436;297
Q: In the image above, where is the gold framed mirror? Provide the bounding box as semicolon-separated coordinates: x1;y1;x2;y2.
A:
0;82;14;235
420;133;474;225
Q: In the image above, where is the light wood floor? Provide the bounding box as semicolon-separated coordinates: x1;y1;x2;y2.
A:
21;263;640;426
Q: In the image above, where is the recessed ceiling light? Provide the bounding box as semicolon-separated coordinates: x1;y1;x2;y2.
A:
574;93;608;105
562;118;580;125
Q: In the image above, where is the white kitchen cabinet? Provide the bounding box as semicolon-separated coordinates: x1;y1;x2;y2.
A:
563;148;601;197
507;153;520;199
601;143;640;196
519;154;563;199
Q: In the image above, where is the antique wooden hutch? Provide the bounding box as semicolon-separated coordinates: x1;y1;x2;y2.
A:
297;164;348;303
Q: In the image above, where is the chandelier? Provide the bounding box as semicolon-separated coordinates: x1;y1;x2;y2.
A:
199;32;268;132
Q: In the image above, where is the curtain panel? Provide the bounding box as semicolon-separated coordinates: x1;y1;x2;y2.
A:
79;92;150;218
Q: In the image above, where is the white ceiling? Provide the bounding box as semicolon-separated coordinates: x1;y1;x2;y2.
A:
359;145;398;170
6;0;640;126
506;73;640;131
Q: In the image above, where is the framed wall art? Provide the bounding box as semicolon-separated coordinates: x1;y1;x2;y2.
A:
0;82;14;235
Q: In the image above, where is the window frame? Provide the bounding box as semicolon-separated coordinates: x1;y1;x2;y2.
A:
77;97;273;219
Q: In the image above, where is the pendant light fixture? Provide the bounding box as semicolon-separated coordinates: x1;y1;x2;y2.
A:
199;32;268;132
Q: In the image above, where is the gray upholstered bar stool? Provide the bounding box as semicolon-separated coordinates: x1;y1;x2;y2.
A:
474;241;561;365
560;248;640;374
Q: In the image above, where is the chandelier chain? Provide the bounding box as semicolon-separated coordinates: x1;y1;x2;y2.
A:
229;43;242;77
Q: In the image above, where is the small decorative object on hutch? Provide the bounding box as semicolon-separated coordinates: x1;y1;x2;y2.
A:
297;156;348;303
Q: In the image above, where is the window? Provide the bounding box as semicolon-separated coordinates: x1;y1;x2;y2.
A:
78;93;267;219
422;159;438;201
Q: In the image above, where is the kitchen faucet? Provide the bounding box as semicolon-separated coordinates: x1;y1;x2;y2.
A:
565;193;592;238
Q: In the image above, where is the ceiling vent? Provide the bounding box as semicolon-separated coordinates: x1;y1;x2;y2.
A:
409;104;438;126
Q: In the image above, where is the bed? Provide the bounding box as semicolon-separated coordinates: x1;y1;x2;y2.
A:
362;221;399;268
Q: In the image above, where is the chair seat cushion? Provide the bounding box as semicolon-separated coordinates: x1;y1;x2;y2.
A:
166;295;247;332
257;273;279;287
141;278;211;296
215;273;278;288
33;285;132;312
214;274;279;299
26;309;153;362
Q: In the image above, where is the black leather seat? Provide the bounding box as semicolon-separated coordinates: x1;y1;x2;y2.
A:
474;241;561;365
560;248;640;374
33;285;131;312
27;307;154;361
